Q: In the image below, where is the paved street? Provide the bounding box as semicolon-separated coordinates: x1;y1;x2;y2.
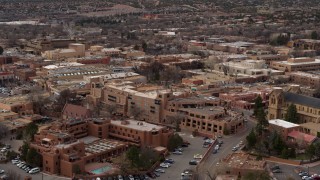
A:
156;131;209;180
198;117;256;180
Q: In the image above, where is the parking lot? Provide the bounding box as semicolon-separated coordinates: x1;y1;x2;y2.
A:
271;163;320;180
0;162;68;180
156;131;209;180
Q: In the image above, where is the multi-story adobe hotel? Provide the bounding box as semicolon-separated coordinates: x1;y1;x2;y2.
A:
30;118;173;177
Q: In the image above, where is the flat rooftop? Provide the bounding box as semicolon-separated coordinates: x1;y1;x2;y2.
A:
180;106;225;115
85;139;126;155
110;119;164;131
269;119;300;129
277;59;320;65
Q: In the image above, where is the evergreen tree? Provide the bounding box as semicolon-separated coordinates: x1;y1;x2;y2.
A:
253;96;263;116
256;108;269;135
246;129;257;148
311;31;318;40
285;104;299;123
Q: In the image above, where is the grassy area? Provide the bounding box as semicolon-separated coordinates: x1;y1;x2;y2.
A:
291;153;308;160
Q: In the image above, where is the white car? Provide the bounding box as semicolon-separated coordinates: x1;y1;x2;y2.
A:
159;163;169;168
11;160;19;164
17;162;26;168
0;148;7;153
0;169;4;174
128;175;134;180
155;168;165;173
29;167;40;174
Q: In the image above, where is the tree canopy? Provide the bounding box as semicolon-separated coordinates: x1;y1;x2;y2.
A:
167;133;183;151
285;104;299;123
253;96;263;116
0;46;3;55
126;146;159;170
311;31;318;40
246;129;257;149
26;148;42;167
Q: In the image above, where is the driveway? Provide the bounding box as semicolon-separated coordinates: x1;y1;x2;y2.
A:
156;131;209;180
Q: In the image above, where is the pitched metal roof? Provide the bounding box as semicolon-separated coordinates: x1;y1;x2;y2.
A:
284;92;320;109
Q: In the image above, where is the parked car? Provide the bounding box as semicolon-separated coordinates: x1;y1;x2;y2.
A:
0;169;4;174
0;148;7;153
172;151;182;155
154;172;160;177
128;175;134;180
174;148;183;152
17;162;25;168
272;169;281;173
0;174;8;180
217;135;222;138
4;145;11;149
146;172;156;179
165;159;174;164
189;160;198;165
299;172;309;177
155;169;165;173
203;144;209;148
159;163;169;168
11;160;19;164
212;149;217;154
118;175;124;180
181;144;188;147
232;147;238;151
203;137;209;140
29;167;40;174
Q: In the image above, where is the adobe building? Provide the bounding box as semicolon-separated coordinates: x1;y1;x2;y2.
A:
222;152;267;177
293;39;320;51
101;82;173;124
270;57;320;72
62;104;92;120
289;71;320;89
268;119;300;138
219;90;270;110
30;118;173;177
14;68;36;81
0;95;33;116
109;119;173;147
164;95;244;137
42;43;86;60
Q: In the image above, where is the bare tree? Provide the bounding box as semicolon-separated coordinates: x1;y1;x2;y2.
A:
166;114;185;132
130;106;144;120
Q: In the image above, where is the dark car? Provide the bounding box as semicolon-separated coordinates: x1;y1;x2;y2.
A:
165;158;174;164
203;137;209;140
153;172;160;177
134;175;140;180
212;149;217;154
271;165;280;170
181;144;188;147
147;173;156;179
189;160;198;165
